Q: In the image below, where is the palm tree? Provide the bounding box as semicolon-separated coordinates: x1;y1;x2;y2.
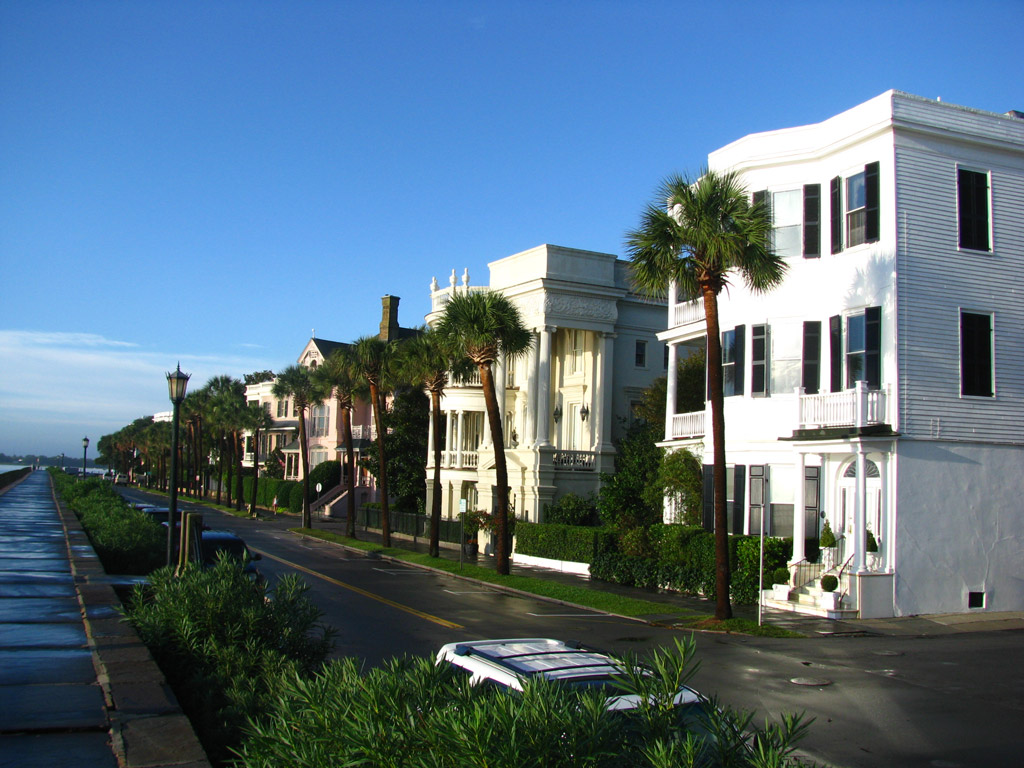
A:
272;365;319;528
243;402;274;518
350;336;395;546
396;329;471;557
626;168;785;620
435;291;531;575
312;348;359;538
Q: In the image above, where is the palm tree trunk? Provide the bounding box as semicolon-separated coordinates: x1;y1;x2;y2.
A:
429;388;443;558
234;431;244;511
370;383;390;547
479;363;511;575
225;436;235;507
299;409;311;529
215;436;224;505
250;427;260;518
702;285;733;620
342;404;356;538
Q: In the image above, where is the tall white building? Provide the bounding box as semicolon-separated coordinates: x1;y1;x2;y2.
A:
660;91;1024;617
425;245;666;533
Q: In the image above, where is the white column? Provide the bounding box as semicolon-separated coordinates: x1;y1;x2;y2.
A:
496;352;507;447
791;452;807;564
525;331;539;446
596;332;615;454
456;411;465;468
667;279;676;328
665;342;678;440
854;443;868;574
536;326;554;447
427;402;435;466
445;410;454;466
878;450;891;572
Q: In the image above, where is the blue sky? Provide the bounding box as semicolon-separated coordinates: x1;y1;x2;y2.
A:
2;0;1022;456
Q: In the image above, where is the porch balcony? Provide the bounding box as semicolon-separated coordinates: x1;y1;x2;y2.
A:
552;450;596;471
427;450;479;470
671;298;704;329
668;410;705;439
797;382;891;430
350;424;378;440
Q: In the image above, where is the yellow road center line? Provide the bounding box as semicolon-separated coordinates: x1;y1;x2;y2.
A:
256;549;464;630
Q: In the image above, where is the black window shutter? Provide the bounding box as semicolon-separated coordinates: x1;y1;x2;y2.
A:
830;177;842;253
752;325;769;396
865;306;881;389
702;465;715;530
733;325;745;396
802;320;821;394
958;169;990;251
753;189;767;209
864;162;880;243
731;465;746;534
803;184;821;258
829;315;842;391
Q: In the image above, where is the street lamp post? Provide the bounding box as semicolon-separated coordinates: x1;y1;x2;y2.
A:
82;437;89;478
166;364;191;569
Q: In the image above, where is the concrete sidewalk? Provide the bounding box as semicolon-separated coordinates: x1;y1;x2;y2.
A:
0;471;209;768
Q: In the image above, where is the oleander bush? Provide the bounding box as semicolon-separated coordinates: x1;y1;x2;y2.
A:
235;637;815;768
124;561;335;765
50;471;164;574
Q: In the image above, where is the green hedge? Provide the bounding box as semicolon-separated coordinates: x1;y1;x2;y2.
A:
589;526;792;605
289;482;305;513
514;522;615;564
308;461;341;494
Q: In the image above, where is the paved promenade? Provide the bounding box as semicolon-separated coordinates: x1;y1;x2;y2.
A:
0;471;208;768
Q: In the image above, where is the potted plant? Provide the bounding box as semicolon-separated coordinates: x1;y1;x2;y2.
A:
820;573;842;610
819;519;837;570
771;566;792;600
866;529;880;569
459;509;494;557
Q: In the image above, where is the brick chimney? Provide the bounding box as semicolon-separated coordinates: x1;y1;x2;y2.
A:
379;295;400;341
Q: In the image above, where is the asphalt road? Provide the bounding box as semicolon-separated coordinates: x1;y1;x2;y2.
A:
120;490;1024;768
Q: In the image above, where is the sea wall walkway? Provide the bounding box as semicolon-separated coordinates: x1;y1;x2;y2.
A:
0;470;209;768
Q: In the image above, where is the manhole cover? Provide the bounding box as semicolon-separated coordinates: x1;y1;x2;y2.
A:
872;650;902;657
789;677;832;687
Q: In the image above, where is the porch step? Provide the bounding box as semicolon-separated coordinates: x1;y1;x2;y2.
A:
763;595;859;620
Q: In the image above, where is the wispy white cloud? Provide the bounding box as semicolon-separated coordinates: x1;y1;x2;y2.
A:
0;329;282;455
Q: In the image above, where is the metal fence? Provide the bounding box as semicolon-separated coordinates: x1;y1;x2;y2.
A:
355;506;463;544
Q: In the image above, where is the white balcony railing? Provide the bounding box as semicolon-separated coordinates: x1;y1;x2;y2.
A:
350;425;378;440
552;450;596;471
669;410;705;439
671;299;703;328
434;450;479;470
798;383;890;429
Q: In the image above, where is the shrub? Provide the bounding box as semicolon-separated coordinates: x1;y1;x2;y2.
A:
308;461;341;495
820;519;836;548
772;567;791;586
821;574;839;592
124;561;334;764
236;638;814;768
514;522;607;564
289;482;305;514
52;474;164;574
544;492;598;526
866;529;878;552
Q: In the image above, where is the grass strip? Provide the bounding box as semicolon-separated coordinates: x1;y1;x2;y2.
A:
292;527;673;617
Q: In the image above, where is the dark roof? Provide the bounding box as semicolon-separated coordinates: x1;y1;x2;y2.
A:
311;338;350;358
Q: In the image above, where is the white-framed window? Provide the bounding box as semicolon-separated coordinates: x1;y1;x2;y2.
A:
568;329;584;375
771;189;802;259
830;308;881;391
310;405;330;437
957;167;991;252
830;162;879;253
506;355;517;388
960;310;993;397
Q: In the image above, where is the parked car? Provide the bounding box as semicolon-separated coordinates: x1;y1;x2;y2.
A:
435;638;705;713
200;529;263;583
114;473;129;485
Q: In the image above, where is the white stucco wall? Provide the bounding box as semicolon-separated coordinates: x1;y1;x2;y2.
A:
894;439;1024;615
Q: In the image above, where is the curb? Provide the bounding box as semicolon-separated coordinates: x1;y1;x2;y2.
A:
52;476;212;768
291;529;651;626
